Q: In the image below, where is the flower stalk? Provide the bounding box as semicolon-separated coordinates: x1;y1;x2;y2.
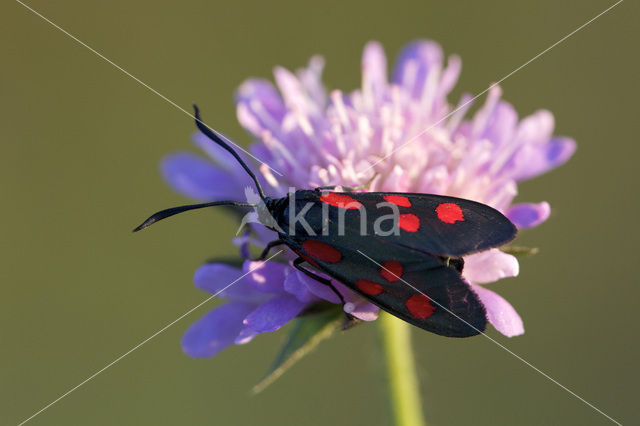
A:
379;312;426;426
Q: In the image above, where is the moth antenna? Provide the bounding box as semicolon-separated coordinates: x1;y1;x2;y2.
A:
193;105;267;201
133;200;255;232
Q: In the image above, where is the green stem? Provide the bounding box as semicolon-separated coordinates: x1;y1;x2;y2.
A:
378;312;427;426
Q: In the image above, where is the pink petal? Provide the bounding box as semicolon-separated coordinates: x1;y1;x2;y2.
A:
237;102;265;136
434;54;462;103
464;249;519;284
506;202;550;229
392;40;443;99
516;110;555;145
274;66;317;116
480;101;518;147
297;55;327;106
472;285;524;337
234;78;286;130
471;85;503;138
362;41;388;103
344;301;379;321
510;136;577;181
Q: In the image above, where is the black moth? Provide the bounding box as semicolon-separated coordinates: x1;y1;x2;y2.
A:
135;106;517;337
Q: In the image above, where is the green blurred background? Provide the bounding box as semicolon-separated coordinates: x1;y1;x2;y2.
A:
2;1;638;425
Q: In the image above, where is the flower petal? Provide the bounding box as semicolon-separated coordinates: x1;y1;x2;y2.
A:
234;78;286;135
434;54;461;106
470;85;503;139
294;270;342;304
362;41;388;104
471;285;524;337
243;295;307;332
181;302;255;357
506;202;550;229
234;327;259;345
161;152;240;201
464;249;519;284
297;55;327;106
192;132;232;172
345;301;379;322
234;230;253;259
244;260;290;294
274;66;318;116
392;40;443;99
481;101;518;148
516;109;555;145
194;263;265;302
510;136;576;181
284;270;319;303
191;132;260;186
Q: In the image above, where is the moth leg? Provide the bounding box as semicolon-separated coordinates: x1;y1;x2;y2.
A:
315;185;339;191
315;174;378;192
293;257;346;305
340;313;363;330
254;240;285;261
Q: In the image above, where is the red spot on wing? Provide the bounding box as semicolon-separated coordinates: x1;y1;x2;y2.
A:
405;294;436;319
301;240;342;263
355;279;383;296
435;203;464;224
383;195;411;207
399;213;420;232
320;192;362;209
380;261;403;282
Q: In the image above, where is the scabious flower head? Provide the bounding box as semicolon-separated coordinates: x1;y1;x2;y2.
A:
163;40;576;357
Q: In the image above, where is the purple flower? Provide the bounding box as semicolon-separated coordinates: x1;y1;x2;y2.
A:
164;40;575;356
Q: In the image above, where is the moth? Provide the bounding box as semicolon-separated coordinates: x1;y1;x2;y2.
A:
135;106;517;337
